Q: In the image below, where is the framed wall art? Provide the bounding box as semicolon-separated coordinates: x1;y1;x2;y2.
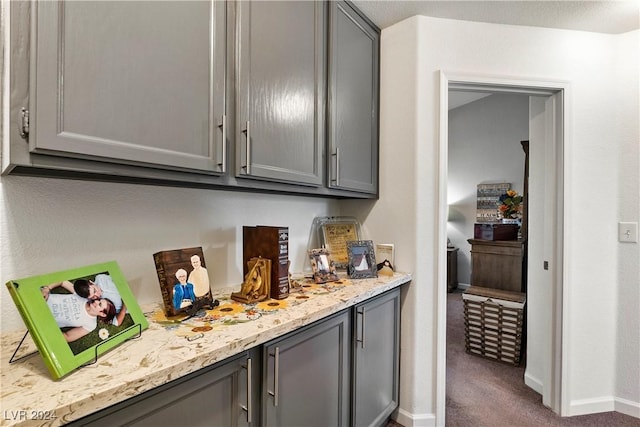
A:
476;182;511;223
346;240;378;279
5;261;148;380
308;248;339;283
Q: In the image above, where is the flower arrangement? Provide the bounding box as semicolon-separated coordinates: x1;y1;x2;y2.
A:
497;189;523;219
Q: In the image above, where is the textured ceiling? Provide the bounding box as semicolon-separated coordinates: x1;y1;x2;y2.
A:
351;0;640;34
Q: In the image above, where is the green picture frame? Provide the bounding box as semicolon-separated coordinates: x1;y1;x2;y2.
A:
5;261;148;380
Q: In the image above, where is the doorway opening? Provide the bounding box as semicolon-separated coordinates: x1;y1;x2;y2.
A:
436;72;568;425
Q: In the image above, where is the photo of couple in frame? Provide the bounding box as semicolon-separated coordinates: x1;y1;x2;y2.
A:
6;261;148;380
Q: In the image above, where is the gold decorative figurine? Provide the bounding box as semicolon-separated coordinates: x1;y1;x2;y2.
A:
231;257;271;304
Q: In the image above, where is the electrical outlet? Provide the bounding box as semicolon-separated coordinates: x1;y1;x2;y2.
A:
618;222;638;243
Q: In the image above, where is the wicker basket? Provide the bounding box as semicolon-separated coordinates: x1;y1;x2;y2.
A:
462;286;526;366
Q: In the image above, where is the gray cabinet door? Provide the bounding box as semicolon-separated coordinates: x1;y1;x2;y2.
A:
353;288;401;427
328;1;379;194
236;1;324;186
73;351;257;427
30;1;226;173
262;311;350;427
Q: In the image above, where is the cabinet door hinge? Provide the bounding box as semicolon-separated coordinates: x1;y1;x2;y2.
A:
19;108;29;139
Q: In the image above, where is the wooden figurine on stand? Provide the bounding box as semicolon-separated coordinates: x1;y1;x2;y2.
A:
231;257;271;304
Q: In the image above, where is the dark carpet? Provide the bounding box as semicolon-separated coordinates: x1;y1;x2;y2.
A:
387;292;639;427
445;290;640;427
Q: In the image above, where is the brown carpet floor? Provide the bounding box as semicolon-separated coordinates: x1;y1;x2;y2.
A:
445;290;640;427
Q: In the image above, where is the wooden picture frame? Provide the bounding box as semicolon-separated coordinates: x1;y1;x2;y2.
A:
5;261;148;380
308;248;339;284
347;240;378;279
153;247;213;317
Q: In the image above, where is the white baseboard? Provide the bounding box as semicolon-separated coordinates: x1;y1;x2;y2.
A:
614;397;640;419
569;395;640;418
394;407;437;427
397;389;640;424
568;396;617;416
524;371;543;394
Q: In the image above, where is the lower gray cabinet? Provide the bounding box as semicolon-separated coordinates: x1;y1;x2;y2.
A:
262;311;351;427
352;288;401;427
70;349;259;427
66;289;400;427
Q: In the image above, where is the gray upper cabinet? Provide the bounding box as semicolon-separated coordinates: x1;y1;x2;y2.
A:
5;1;379;198
29;1;226;174
235;1;325;186
328;1;379;194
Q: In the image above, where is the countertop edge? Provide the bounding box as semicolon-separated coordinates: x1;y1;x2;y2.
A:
0;273;411;426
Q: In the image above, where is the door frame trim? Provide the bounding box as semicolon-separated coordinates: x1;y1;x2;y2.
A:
437;71;571;424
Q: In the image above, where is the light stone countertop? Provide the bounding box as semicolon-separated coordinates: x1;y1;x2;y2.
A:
0;272;411;426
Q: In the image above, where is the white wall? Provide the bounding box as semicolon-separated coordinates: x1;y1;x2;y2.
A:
359;16;639;426
613;29;640;415
0;176;338;332
448;93;529;285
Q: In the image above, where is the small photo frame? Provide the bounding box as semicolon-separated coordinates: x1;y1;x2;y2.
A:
308;248;339;284
347;240;378;279
5;261;148;380
375;243;395;267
